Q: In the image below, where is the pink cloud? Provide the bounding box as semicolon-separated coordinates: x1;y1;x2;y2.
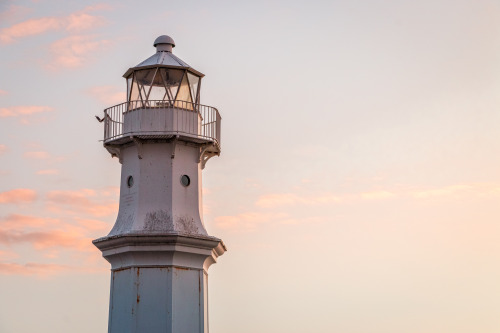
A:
48;34;111;69
88;85;125;105
75;218;110;232
0;229;91;251
0;189;37;204
215;212;289;230
0;262;107;277
46;189;118;217
0;89;8;96
0;6;108;44
0;17;61;44
256;192;342;208
36;169;59;175
0;214;54;230
0;217;94;252
0;250;19;261
0;262;69;277
0;144;6;155
24;151;50;159
0;105;53;118
361;191;396;200
66;12;105;32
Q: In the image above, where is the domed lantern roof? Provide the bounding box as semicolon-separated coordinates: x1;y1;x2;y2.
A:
123;35;203;110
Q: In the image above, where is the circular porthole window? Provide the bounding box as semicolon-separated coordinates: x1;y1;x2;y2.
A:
180;175;190;187
127;175;134;188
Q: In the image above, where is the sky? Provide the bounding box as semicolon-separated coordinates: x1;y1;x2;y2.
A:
1;0;500;332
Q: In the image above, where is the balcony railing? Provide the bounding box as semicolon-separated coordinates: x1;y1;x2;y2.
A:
103;100;221;147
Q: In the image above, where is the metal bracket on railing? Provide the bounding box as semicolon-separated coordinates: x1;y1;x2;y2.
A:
105;145;122;164
171;135;179;159
199;144;219;169
130;136;143;159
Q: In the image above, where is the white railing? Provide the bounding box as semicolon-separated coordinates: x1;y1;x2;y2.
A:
103;100;221;146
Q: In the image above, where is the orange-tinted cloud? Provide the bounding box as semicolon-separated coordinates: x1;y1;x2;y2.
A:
36;169;59;175
46;189;118;217
0;262;107;277
88;86;125;105
0;17;61;43
0;189;37;204
215;212;289;230
0;89;8;96
48;34;111;69
0;214;95;252
0;144;6;155
360;190;396;200
0;262;69;277
0;5;108;44
0;228;92;251
0;105;53;118
24;151;50;159
256;192;342;208
0;214;54;230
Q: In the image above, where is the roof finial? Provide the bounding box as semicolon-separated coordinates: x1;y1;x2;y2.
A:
154;35;175;53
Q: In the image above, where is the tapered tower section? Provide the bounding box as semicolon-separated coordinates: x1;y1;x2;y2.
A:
93;35;225;333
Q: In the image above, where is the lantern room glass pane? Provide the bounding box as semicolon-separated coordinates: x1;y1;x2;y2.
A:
127;76;132;102
148;69;168;105
187;72;200;105
161;68;183;102
130;73;141;108
174;72;193;110
134;68;157;105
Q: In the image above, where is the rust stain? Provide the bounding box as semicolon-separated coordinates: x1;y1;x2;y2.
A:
174;266;190;271
113;267;131;272
137;294;140;303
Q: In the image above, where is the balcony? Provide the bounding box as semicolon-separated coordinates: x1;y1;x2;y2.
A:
102;100;221;151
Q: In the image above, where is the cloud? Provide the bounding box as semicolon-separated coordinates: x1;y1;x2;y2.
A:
0;214;54;230
0;144;6;155
0;189;37;204
0;262;69;277
24;151;50;159
0;250;19;261
0;105;53;118
215;212;289;230
47;34;111;69
88;85;125;105
361;191;396;200
0;214;95;253
75;218;110;232
0;89;8;96
46;189;118;217
256;192;342;208
0;228;91;251
0;262;107;277
0;17;61;43
36;169;59;175
0;6;107;44
411;185;475;199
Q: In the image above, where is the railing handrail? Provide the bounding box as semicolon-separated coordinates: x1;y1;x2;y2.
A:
104;100;220;116
102;100;221;147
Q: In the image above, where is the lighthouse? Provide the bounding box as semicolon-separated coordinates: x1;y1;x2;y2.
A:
93;35;226;333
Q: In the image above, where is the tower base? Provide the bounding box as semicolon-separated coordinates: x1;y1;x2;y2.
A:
93;234;226;333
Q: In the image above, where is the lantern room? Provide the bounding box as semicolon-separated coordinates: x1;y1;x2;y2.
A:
123;35;203;110
100;35;221;157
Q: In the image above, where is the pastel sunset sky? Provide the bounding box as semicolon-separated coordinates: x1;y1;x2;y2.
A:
1;0;500;332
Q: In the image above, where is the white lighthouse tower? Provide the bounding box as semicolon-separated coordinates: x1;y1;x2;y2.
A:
93;35;226;333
